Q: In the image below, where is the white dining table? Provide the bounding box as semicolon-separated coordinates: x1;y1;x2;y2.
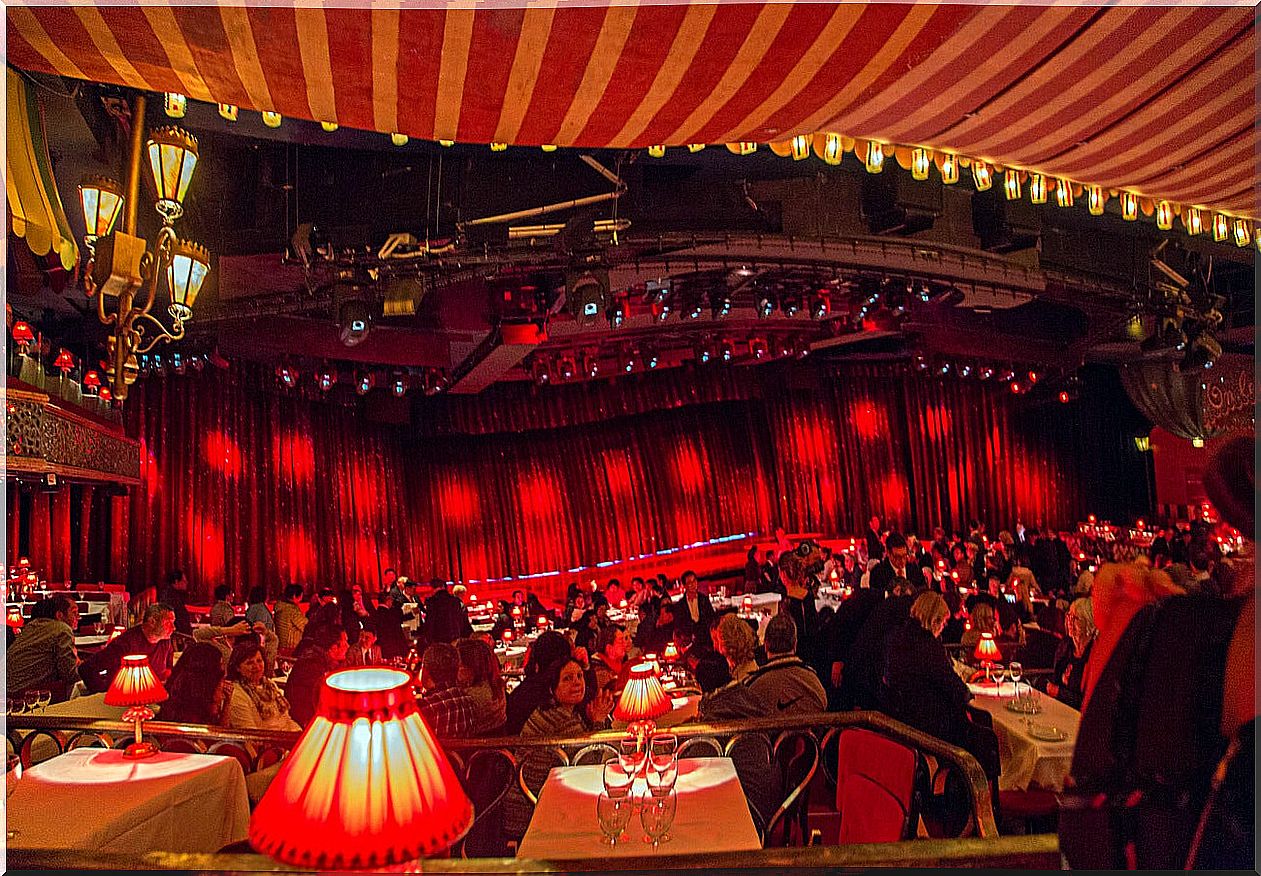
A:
517;756;761;859
6;748;250;854
966;682;1080;792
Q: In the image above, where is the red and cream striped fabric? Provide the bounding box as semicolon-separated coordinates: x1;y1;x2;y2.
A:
6;2;1255;216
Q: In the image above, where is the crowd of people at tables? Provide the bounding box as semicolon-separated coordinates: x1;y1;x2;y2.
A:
6;474;1252;863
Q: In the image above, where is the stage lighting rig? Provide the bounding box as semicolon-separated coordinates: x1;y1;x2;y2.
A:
710;288;733;319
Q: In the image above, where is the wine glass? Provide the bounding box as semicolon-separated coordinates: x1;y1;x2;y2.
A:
649;733;677;772
1008;662;1023;700
33;690;51;713
602;761;634;799
646;758;677;797
618;735;644;777
639;789;676;848
596;792;632;846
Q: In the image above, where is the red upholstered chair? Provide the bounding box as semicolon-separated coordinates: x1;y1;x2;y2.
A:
835;729;920;844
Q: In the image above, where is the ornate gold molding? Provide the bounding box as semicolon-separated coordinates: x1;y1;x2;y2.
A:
4;384;139;484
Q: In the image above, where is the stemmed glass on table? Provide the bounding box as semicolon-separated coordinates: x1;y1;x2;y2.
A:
1007;662;1023;699
639;789;677;850
598;761;635;845
642;734;678;844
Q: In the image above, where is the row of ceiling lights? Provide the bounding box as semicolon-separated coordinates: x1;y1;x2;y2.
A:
161;89;1259;251
911;355;1073;398
274;364;449;398
530;334;810;385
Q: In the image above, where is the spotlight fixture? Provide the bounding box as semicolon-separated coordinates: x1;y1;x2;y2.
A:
532;358;552;385
356;372;374;395
566;268;609;327
1140;318;1188;354
558;355;576;381
338;298;372;347
644;280;671;305
655;302;672;322
710;289;733;319
1027;370;1039;384
959;364;973;378
749;337;768;360
623;351;638;373
720;340;734;362
756;292;776;318
781;294;801;318
939;362;951;375
392;375;408;397
607;296;626;328
584;352;600;379
1000;369;1015;382
809;291;831;320
978;366;994;380
913;354;929;373
316;368;336;391
645;349;660;370
1010;381;1022;394
1179;332;1221;373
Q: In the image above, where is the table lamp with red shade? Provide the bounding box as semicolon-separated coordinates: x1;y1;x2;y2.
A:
614;662;672;765
250;667;473;869
103;654;169;758
973;632;1001;684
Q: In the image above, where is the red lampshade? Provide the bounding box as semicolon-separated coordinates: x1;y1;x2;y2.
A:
53;349;75;374
250;667;474;868
11;322;34;347
82;370;101;390
973;632;1001;663
613;662;671;723
662;641;679;662
99;387;113;402
103;655;169;707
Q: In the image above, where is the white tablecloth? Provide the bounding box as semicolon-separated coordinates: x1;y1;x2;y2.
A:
7;749;250;854
967;685;1080;792
517;756;761;859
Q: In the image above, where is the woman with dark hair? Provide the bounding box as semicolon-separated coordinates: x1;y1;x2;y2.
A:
522;656;613;738
245;585;274;630
224;639;301;731
159;643;232;725
503;630;573;735
456;637;507;735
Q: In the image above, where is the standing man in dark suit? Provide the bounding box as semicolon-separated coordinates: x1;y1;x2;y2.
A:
869;532;927;595
423;578;472;645
865;516;885;564
676;570;715;636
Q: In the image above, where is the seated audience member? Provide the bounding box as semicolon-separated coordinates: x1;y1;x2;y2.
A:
224;639;301;731
1044;597;1096;709
308;588;341;629
285;624;349;727
419;643;477;737
941;589;967;644
346;619;383;666
192;619;264;666
869;533;928;594
714;612;759;682
209;585;236;627
456;637;507;735
881;592;1000;784
696;652;765;720
160;569;194;635
566;593;588;626
626;576;649;608
7;595;80;702
160;642;233;725
604;578;626;607
523;656;614;737
273;584;308;653
245;585;274;630
82;604;177;692
571;609;601;653
503;630;574;735
589;625;631;695
747;615;827;716
960;602;1003;649
838;577;917;709
815;588;883;694
636;599;678;654
676;571;714;635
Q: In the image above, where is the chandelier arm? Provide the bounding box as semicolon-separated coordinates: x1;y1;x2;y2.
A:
95;283;118;328
131;312;183;353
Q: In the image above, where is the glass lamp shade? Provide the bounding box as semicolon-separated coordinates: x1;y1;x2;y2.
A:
973;632;1000;663
103;655;169;707
613;663;671;723
82;371;102;394
249;668;474;868
78;176;124;242
146;126;199;221
166;239;210;321
11;321;34;350
53;349;75;374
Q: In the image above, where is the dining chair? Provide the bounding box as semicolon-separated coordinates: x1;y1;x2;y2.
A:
835;728;920;844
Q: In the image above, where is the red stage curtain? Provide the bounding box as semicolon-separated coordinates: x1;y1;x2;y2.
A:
8;361;1087;601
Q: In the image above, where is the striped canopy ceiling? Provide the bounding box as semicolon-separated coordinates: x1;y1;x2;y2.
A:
7;2;1257;217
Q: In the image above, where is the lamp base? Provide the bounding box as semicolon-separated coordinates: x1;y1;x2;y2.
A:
122;740;159;758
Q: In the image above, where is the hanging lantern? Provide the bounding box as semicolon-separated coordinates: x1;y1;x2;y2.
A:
971;160;992;191
1055;178;1074;207
1003;169;1022;200
726;142;758;156
165;239;210;322
163;92;187;118
261;111;282;128
1086;185;1106;216
1155;201;1173;230
78;176;124;243
938;152;958;184
1254;223;1261;252
438;139;454;147
815;133;843;166
540;144;557;152
687;143;705;153
320;121;339;132
490;142;508;152
790;134;810;161
1184;207;1203;235
1029;173;1047;204
146;126;199;221
647;145;665;158
1232;218;1250;247
910;147;931;180
217;103;238;122
390;132;409;146
864;141;885;173
1212;213;1229;241
1120;191;1138;221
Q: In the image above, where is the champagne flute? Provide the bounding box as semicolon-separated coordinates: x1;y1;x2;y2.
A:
596;792;632;846
639;789;676;848
1008;662;1023;702
34;690;51;713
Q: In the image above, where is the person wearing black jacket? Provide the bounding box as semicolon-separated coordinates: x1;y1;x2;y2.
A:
837;579;916;709
868;533;927;595
502;631;574;735
675;571;715;636
159;569;193;635
865;516;885;563
424;579;473;645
